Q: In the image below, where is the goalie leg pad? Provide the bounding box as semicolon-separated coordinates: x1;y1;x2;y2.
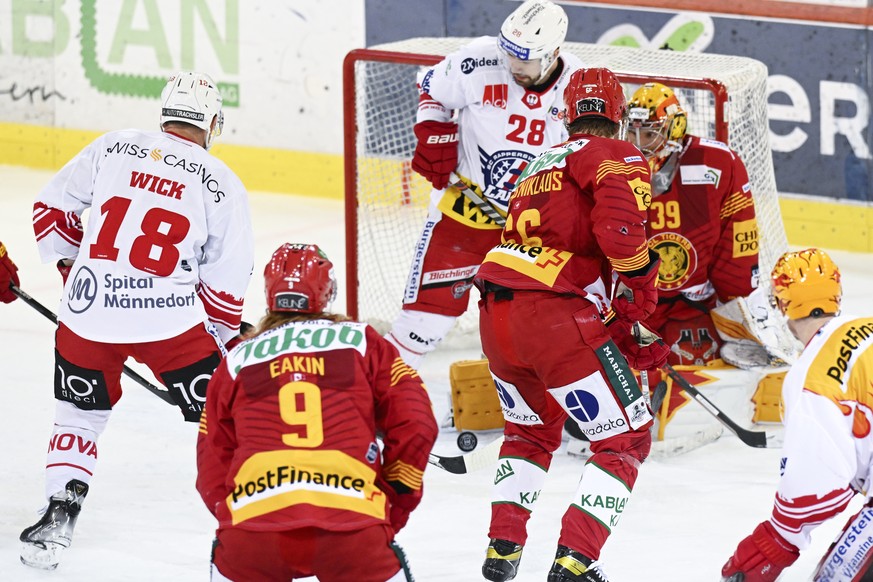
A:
752;371;786;424
450;359;505;431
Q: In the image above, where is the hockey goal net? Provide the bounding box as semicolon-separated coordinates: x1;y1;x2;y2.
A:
344;39;788;350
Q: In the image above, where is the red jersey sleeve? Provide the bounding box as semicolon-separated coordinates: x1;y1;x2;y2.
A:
709;151;759;301
364;327;437;508
196;359;238;517
586;142;653;274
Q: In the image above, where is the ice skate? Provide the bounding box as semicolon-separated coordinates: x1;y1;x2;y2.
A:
20;479;89;570
547;545;608;582
482;538;523;581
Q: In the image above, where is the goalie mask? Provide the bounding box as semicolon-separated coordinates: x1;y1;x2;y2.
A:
264;244;337;314
160;71;224;150
771;248;841;320
498;0;568;86
563;67;628;129
627;82;687;173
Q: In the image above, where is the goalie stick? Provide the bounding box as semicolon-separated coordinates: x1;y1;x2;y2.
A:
10;284;176;406
662;363;773;449
428;436;504;474
449;173;507;226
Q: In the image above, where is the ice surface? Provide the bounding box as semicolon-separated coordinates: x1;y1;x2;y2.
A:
1;165;871;581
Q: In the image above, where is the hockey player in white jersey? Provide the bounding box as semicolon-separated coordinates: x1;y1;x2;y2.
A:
20;71;254;571
385;0;584;368
722;248;873;582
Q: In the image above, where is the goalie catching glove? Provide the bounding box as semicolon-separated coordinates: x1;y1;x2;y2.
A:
721;521;799;582
411;120;459;190
0;241;20;303
611;249;660;323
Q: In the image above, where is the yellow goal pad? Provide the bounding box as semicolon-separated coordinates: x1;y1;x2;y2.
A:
449;359;505;431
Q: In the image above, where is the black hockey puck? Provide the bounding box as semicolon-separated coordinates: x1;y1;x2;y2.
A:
457;431;478;452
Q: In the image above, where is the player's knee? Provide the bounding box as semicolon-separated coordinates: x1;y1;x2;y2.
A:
592;428;652;464
386;309;457;367
53;401;111;434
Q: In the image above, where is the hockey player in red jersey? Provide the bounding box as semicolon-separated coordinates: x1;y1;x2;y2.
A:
196;243;438;582
385;0;584;369
474;67;669;582
722;248;873;582
20;72;254;570
626;82;759;366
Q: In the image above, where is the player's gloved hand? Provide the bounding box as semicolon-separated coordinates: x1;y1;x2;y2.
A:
0;241;20;303
379;476;423;534
387;491;420;534
611;250;660;323
721;521;799;582
224;321;253;351
57;259;74;285
607;318;670;371
411;120;459;190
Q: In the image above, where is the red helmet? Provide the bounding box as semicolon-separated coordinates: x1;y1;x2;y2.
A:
563;67;627;126
264;243;337;313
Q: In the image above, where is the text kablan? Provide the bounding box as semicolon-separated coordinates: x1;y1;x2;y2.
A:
232;465;366;503
827;322;873;384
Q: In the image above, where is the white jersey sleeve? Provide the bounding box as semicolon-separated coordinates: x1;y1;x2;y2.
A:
34;129;254;344
416;36;584;211
769;315;873;549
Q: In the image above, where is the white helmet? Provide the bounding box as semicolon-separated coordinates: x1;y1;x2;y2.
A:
160;71;224;150
498;0;568;82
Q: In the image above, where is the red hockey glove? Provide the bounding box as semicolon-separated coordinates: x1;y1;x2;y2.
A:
721;521;799;582
57;259;74;285
379;476;423;534
612;250;660;323
607;319;670;371
411;120;458;190
0;241;20;303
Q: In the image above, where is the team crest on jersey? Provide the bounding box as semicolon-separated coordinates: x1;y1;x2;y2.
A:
483;84;508;109
480;148;536;205
522;91;542;110
648;232;698;290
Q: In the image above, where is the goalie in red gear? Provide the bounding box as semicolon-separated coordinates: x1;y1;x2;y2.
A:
385;0;584;370
474;67;665;582
197;243;438;582
722;248;873;582
626;82;759;367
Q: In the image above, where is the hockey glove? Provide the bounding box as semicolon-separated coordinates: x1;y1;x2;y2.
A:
611;249;660;323
411;120;459;190
379;477;423;534
0;241;20;303
57;259;74;286
721;521;799;582
607;318;670;371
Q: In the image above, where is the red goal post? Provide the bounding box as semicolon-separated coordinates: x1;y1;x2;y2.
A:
343;39;787;345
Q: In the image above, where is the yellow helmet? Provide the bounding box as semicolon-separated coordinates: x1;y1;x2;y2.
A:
771;248;842;320
627;83;687;172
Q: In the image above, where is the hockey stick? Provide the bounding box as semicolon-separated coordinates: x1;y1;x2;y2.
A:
9;284;176;406
428;435;504;474
449;173;507;226
662;362;772;448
